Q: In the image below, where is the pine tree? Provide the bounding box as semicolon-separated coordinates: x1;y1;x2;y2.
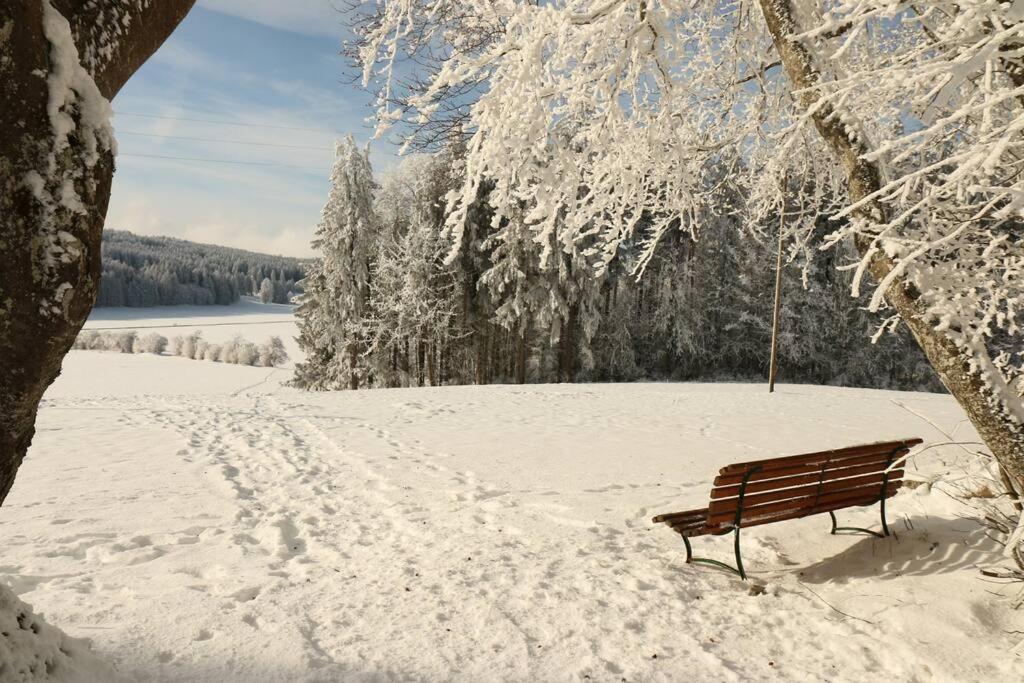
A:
258;277;274;304
293;136;377;390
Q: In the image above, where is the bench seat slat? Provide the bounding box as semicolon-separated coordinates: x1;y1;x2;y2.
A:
713;450;910;488
717;438;921;477
711;460;904;498
707;481;901;528
653;507;714;538
708;469;904;513
667;521;712;538
651;508;707;524
716;485;902;531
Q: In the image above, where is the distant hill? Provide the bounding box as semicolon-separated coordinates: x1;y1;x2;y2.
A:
96;230;308;307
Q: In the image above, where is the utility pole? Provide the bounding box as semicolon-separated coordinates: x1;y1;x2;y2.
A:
768;176;787;393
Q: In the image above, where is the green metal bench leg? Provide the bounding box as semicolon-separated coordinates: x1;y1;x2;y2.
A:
683;528;746;579
680;467;760;580
827;445;902;539
734;527;746;580
880;494;890;537
828;510;886;538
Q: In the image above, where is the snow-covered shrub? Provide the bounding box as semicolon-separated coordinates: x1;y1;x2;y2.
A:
216;338;237;364
258;336;288;367
107;331;137;354
72;330;136;352
235;340;259;366
132;333;167;355
85;332;107;351
179;332;202;360
73;329;286;368
72;330;99;350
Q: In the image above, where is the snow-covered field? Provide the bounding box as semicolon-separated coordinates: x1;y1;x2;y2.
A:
3;305;1024;681
82;297;302;366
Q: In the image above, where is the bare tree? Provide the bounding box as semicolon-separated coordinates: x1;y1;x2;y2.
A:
0;0;195;506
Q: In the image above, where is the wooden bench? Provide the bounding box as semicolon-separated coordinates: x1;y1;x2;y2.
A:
652;438;922;579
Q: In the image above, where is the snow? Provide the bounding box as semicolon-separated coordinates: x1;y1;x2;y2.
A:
41;0;115;170
30;1;116;315
82;297;302;367
2;307;1024;681
0;584;123;682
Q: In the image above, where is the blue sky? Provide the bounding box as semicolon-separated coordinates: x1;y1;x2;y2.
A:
106;1;394;257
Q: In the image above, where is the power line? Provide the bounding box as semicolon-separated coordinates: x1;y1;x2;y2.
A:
116;111;339;134
118;152;328;172
118;130;332;152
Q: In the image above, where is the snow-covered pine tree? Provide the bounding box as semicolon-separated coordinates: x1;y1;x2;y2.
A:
479;204;549;384
368;154;461;387
258;278;274;304
293;136;377;390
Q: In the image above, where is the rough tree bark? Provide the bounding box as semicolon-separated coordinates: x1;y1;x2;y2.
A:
0;0;195;507
756;0;1024;490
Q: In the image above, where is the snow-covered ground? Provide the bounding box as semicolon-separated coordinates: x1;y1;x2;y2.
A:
3;305;1024;681
82;297;302;366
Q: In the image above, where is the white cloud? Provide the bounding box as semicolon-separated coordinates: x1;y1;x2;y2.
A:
103;2;391;257
106;173;321;258
197;0;348;38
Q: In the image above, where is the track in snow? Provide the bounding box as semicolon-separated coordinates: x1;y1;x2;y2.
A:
5;364;1020;682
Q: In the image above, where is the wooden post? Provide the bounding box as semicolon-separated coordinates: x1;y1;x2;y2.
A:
768;176;787;393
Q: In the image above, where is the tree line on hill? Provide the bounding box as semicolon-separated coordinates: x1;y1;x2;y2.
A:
293;138;941;393
95;230;306;307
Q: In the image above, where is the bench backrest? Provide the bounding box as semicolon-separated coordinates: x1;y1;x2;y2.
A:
706;438;922;531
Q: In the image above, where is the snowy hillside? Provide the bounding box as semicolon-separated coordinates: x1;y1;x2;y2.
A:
0;310;1021;681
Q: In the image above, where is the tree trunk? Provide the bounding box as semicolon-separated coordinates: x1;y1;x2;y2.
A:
0;1;195;508
515;330;527;384
558;304;579;383
757;0;1024;489
439;342;448;385
391;345;398;387
427;340;437;387
474;328;488;385
402;338;411;387
416;337;426;387
768;184;786;393
489;328;499;384
348;344;360;390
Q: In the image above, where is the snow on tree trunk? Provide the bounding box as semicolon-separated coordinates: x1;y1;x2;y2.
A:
0;0;194;507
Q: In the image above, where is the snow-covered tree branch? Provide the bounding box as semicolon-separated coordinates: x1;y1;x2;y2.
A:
351;0;1024;549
